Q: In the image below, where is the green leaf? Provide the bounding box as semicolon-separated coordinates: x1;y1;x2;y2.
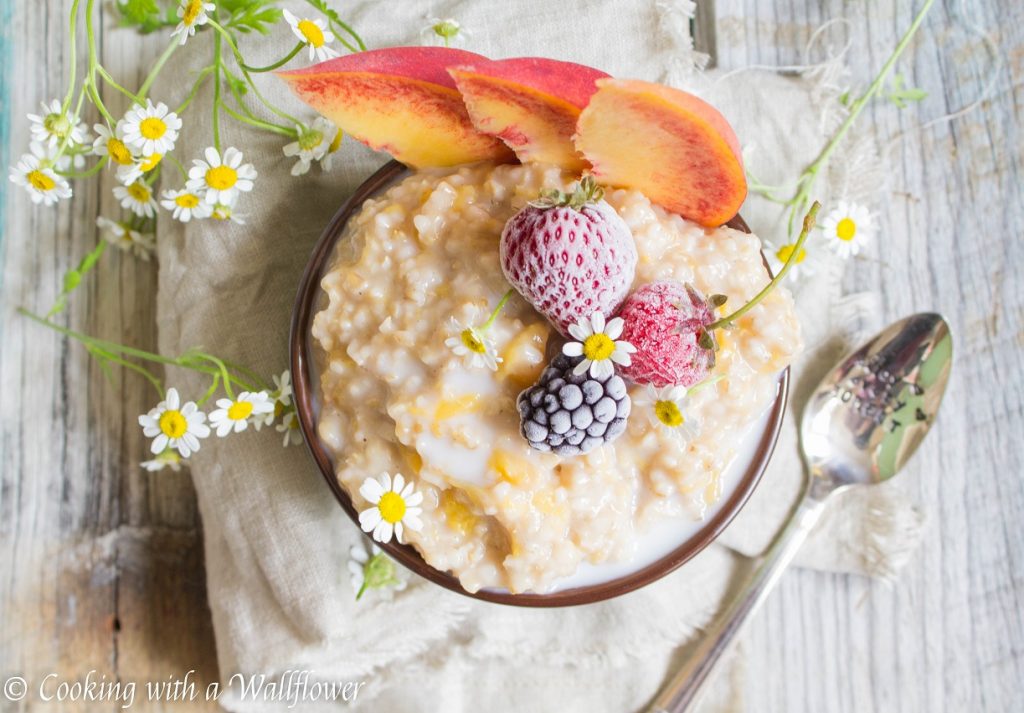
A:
116;0;179;34
222;0;284;34
885;73;928;109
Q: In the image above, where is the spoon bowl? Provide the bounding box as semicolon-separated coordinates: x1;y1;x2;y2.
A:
801;312;953;489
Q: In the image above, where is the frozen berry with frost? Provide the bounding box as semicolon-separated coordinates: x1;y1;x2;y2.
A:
618;281;719;388
500;176;637;335
516;353;631;456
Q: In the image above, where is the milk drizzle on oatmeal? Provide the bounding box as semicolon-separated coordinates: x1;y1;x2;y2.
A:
313;162;802;594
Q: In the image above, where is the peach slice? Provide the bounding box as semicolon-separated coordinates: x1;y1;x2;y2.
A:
574;79;747;227
278;47;514;168
448;58;609;170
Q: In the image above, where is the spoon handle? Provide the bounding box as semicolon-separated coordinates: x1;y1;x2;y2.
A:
649;493;828;713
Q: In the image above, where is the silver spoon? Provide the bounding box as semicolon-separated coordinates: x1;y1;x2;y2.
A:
651;312;953;713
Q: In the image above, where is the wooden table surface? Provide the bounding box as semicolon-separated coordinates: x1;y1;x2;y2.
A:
1;1;1021;711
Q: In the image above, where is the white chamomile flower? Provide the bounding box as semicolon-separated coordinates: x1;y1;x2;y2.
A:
283;118;335;176
348;540;406;600
277;410;303;446
117;152;163;186
138;388;210;458
96;216;156;261
283;9;340;62
209;391;274;437
358;472;424;545
211;202;246;224
445;318;501;371
641;385;700;441
821;200;875;259
114;181;158;218
563;312;637;380
9;142;72;206
91;122;135;168
421;17;469;47
121;100;181;156
161;187;213;223
171;0;215;45
765;239;815;283
27;99;88;149
187;146;257;206
141;449;183;472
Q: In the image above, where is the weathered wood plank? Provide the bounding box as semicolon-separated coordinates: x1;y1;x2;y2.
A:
0;1;218;706
714;0;1024;711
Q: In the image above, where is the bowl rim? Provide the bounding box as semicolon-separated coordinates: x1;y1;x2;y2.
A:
290;159;789;607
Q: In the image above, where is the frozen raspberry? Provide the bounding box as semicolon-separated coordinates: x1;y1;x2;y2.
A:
500;177;637;335
618;281;717;388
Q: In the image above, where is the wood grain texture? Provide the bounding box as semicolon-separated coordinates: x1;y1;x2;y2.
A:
0;1;219;708
0;1;1021;712
711;1;1024;711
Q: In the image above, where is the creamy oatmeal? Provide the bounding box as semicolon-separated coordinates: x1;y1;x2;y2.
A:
313;162;801;594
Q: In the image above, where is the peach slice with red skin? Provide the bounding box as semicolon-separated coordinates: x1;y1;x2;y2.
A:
278;47;514;169
574;78;747;227
448;58;609;170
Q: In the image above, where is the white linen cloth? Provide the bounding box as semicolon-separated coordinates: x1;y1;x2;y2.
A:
154;2;925;710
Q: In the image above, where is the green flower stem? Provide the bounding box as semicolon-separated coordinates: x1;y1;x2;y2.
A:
301;0;366;52
166;153;188;182
137;39;178;100
198;353;236;399
175;66;215;114
97;66;142;104
241;42;304;73
771;0;936;235
62;0;81;112
83;0;115;125
88;343;166;397
220;103;295;137
222;358;271;391
19;309;261;397
482;289;515;331
207;19;302;126
707;202;820;331
56;155;108;179
144;164;162;186
212;31;223;151
687;374;725;396
197;374;221;406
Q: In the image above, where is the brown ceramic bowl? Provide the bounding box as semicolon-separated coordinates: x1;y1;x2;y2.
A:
291;160;789;607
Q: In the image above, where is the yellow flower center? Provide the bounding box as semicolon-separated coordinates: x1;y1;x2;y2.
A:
227;401;254;421
139;117;167;140
582;333;615;361
108;138;133;165
127;183;151;202
175;192;200;209
274;400;285;419
140;153;163;172
183;0;203;25
775;243;807;264
27;170;56;192
460;328;486;354
206;165;238;190
836;217;857;241
328;129;344;153
212;205;231;221
297;19;325;47
159;409;188;438
378;491;406;524
654;400;684;428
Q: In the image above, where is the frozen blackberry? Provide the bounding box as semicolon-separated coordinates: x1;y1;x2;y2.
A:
517;353;631;456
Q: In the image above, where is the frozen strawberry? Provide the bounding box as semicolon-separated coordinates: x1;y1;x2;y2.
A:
500;177;637;335
618;282;718;388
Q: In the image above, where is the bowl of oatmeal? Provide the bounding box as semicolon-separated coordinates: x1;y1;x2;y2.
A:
291;160;801;606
